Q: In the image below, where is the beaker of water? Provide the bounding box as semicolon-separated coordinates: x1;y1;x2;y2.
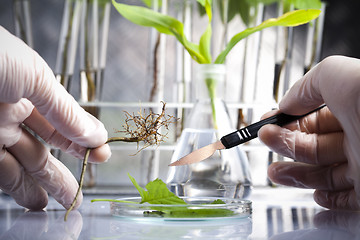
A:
167;64;252;199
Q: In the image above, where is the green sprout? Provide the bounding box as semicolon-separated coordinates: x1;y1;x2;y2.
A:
112;0;320;126
64;102;177;221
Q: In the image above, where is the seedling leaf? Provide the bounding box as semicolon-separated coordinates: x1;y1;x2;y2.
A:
112;0;207;63
215;9;321;64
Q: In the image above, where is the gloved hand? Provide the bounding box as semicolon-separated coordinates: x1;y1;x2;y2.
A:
0;26;111;210
258;56;360;210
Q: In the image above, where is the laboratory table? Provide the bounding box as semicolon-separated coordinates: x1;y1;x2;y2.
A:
0;187;358;239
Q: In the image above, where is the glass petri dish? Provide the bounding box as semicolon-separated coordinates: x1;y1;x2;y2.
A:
110;197;252;221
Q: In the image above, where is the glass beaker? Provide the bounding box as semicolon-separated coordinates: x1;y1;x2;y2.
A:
167;64;252;199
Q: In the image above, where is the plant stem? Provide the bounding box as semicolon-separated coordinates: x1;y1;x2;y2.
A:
64;102;176;221
64;147;91;221
205;77;218;129
64;137;143;221
106;137;143;143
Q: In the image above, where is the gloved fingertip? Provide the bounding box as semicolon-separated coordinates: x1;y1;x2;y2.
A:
258;124;280;145
267;162;309;188
313;190;331;209
314;189;360;210
80;112;109;148
16;190;48;211
8;173;49;211
267;162;282;183
31;154;85;211
259;109;280;121
259;125;296;160
88;144;112;163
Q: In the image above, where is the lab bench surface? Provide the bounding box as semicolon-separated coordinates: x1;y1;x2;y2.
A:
0;187;357;239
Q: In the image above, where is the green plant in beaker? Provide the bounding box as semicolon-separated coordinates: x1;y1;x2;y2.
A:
111;0;320;199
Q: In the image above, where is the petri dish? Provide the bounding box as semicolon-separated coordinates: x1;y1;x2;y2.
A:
110;197;252;221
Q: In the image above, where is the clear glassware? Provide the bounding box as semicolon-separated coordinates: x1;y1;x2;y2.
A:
167;64;252;199
78;0;111;188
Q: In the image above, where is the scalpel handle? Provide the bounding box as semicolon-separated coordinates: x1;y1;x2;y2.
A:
220;104;326;149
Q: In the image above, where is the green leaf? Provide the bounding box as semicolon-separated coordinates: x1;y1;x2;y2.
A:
196;1;207;17
126;174;233;217
146;198;233;218
127;173;148;200
158;208;234;218
211;199;226;204
238;0;252;27
141;0;152;8
91;175;234;218
112;0;207;63
128;173;186;205
216;0;232;24
112;1;173;35
214;9;321;64
198;0;212;63
144;198;233;218
197;0;212;19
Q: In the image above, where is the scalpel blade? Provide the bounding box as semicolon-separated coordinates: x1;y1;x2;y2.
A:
169;141;225;166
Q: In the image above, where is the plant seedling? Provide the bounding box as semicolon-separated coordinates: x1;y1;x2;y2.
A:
112;0;321;125
64;102;177;221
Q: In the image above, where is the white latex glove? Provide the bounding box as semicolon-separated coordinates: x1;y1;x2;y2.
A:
0;26;111;210
259;56;360;210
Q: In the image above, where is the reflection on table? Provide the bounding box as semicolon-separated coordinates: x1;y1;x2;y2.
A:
0;190;360;239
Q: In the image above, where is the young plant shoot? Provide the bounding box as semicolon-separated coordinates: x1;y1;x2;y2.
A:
112;0;321;125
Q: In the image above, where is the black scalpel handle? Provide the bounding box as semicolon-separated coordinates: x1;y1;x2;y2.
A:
220;104;326;149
